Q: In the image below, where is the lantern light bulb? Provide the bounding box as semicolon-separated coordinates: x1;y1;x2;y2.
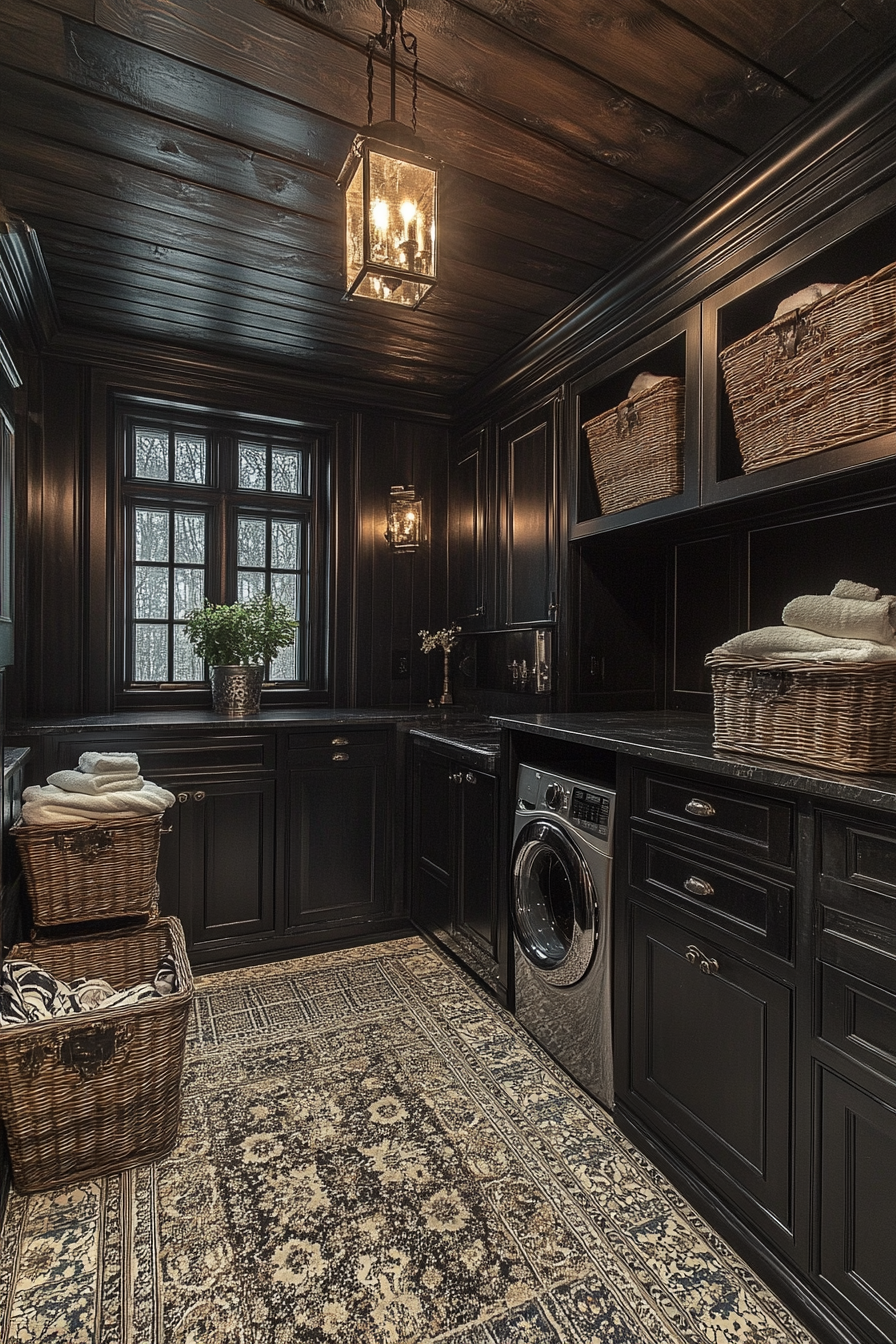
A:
372;198;389;232
400;199;417;225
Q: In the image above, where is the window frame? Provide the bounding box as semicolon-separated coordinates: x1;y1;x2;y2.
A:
114;399;331;709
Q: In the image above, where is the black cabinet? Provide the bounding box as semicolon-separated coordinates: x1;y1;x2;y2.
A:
498;401;558;628
410;740;505;999
285;734;389;932
627;902;794;1242
448;425;491;630
164;777;276;952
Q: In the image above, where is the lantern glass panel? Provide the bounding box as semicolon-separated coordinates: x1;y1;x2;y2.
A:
345;159;365;292
367;150;436;281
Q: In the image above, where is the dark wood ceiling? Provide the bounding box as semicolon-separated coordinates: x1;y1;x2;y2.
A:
2;0;896;398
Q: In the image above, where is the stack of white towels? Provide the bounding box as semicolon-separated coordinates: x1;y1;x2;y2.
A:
22;752;176;826
711;579;896;663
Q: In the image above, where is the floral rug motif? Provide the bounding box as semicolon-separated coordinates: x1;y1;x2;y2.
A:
0;937;818;1343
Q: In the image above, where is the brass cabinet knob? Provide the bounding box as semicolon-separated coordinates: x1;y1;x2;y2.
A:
465;772;476;784
685;798;716;817
176;792;190;804
193;790;205;802
449;771;463;783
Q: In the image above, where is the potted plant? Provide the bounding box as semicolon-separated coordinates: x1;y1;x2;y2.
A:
184;593;297;716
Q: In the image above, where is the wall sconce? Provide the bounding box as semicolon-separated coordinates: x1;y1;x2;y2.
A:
385;485;422;550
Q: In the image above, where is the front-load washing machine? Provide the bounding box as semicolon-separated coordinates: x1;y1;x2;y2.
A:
512;763;616;1109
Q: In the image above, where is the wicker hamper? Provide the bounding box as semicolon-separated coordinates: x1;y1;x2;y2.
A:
706;654;896;774
583;375;684;515
12;813;166;927
718;259;896;474
0;916;192;1194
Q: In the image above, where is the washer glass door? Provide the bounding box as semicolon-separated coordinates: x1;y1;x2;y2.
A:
512;819;597;987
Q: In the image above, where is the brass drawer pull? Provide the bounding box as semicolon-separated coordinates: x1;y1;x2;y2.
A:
685;944;720;975
332;737;349;745
685;798;716;818
684;875;714;898
332;752;349;762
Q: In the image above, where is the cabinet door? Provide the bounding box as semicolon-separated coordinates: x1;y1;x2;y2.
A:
817;1067;896;1344
169;777;276;951
411;747;453;934
448;426;490;628
627;903;793;1240
286;744;388;930
499;403;557;627
456;769;498;963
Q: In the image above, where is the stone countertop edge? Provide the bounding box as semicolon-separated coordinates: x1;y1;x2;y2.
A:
3;747;30;778
407;725;501;772
490;712;896;812
7;708;475;734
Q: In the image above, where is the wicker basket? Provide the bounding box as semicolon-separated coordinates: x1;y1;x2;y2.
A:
583;376;684;514
12;813;167;928
0;916;192;1194
706;653;896;774
719;260;896;473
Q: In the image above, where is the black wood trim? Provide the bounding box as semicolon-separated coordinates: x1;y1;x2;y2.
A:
0;212;58;353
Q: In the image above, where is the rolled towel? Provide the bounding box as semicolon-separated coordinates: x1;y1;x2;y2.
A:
711;626;896;663
47;769;145;796
782;593;896;646
78;751;140;776
831;579;880;602
773;282;839;319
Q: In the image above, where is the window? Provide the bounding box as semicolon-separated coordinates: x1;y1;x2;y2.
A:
119;407;328;702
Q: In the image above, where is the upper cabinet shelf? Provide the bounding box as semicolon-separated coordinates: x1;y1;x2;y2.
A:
568;310;701;541
702;182;896;507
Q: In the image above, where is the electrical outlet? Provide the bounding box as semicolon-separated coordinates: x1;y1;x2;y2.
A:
391;648;410;680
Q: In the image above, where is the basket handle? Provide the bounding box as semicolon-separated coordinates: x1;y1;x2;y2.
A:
615;400;639;438
18;1021;135;1082
748;669;793;704
52;827;115;863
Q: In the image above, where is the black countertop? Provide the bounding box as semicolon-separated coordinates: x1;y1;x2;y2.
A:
490;711;896;812
407;722;501;771
9;708;433;733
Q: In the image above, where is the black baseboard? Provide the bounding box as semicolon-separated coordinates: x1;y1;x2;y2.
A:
614;1102;869;1344
187;921;417;976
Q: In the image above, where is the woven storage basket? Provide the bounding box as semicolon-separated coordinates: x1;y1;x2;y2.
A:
12;813;166;927
583;376;684;514
706;654;896;774
718;259;896;473
0;916;192;1194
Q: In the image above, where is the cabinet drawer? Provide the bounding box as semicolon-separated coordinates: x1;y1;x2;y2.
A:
820;811;896;900
633;769;793;866
819;963;896;1086
287;729;388;753
50;733;275;777
630;831;793;959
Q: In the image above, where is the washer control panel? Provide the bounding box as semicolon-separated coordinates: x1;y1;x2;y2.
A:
570;787;611;839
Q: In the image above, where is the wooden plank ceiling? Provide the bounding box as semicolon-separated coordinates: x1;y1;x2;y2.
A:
2;0;896;397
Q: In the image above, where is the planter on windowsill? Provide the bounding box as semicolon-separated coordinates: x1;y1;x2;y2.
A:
209;665;264;717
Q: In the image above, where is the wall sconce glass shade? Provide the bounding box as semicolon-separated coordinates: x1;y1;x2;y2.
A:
339;123;438;308
385;486;422;550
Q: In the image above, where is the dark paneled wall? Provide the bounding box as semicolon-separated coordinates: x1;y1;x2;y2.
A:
9;340;449;720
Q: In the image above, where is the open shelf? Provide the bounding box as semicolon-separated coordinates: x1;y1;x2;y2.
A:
568;309;701;540
702;181;896;506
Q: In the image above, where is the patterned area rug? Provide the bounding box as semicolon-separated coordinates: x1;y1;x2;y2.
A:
0;937;818;1344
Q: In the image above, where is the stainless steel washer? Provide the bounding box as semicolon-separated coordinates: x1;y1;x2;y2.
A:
512;763;615;1108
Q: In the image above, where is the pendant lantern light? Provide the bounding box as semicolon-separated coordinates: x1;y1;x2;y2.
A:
337;0;438;308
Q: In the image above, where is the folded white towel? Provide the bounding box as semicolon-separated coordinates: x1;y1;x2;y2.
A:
782;593;896;646
21;780;175;826
773;283;839;319
78;751;141;776
711;626;896;663
831;579;880;602
47;769;145;796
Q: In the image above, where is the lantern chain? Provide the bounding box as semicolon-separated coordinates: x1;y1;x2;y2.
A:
365;0;418;133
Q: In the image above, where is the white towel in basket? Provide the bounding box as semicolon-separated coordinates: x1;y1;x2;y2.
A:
21;780;175;826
